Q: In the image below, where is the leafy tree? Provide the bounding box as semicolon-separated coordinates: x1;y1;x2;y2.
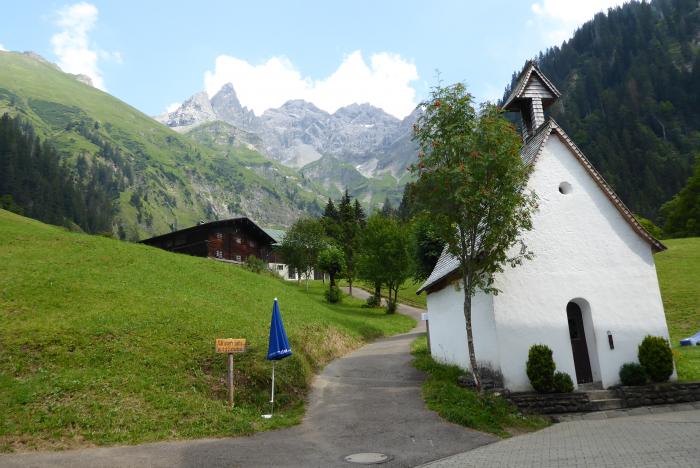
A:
279;217;326;288
318;245;346;289
358;214;412;313
412;84;537;391
411;215;444;283
661;155;700;238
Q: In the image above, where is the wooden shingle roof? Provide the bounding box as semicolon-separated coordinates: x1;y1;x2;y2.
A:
503;61;561;112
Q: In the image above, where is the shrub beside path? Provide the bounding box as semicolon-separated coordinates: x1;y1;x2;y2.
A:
0;289;494;468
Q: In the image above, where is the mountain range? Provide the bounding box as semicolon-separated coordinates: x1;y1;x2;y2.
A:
0;51;325;239
156;84;418;203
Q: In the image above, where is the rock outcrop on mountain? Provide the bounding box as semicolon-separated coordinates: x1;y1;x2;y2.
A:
210;84;260;132
156;83;419;182
156;91;217;131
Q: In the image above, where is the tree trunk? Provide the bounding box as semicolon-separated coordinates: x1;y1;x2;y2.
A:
330;273;336;288
462;268;481;392
349;278;353;295
373;283;381;304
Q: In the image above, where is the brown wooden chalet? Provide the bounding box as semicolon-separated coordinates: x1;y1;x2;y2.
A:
140;217;280;263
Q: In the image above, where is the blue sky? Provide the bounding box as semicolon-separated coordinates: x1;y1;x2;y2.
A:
1;1;629;118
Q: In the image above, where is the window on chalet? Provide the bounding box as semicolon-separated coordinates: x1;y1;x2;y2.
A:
235;237;242;244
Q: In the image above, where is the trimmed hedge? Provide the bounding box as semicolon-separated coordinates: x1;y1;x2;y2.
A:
526;344;556;393
619;362;647;386
638;336;674;383
553;371;574;393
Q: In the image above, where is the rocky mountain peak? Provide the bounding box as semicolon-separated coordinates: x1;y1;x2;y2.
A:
155;91;216;131
210;82;259;131
156;84;419;177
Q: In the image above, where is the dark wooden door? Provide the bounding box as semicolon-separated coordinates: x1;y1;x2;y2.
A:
567;302;593;384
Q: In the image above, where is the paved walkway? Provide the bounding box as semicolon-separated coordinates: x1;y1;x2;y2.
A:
421;407;700;468
0;288;494;468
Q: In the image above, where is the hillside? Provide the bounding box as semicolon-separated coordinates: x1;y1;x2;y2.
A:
0;51;318;239
655;237;700;381
0;210;414;450
185;121;325;215
506;0;700;221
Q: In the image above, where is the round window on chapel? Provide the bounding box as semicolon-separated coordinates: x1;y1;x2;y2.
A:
559;181;573;195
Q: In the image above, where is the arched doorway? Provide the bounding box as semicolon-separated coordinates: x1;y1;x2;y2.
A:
567;301;593;384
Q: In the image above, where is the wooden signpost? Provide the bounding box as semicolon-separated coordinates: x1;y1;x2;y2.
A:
215;338;247;406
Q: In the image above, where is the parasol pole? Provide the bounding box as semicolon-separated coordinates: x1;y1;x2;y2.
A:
270;361;276;416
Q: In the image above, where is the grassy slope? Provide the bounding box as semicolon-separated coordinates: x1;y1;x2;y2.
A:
656;237;700;381
342;279;427;309
0;51;309;237
0;210;414;451
411;337;549;437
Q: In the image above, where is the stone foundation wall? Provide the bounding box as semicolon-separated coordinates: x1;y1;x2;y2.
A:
507;392;594;414
616;382;700;407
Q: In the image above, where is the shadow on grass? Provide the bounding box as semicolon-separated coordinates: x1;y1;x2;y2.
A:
411;336;550;438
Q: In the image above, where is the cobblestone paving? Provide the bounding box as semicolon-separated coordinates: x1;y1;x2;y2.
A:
421;407;700;468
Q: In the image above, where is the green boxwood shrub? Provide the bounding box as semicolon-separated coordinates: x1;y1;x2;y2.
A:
638;335;674;383
553;371;574;393
324;285;342;304
526;344;555;393
619;362;647;386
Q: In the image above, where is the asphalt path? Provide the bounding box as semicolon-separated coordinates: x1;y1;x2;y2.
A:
0;287;494;468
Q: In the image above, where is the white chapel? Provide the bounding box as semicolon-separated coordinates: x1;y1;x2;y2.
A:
418;62;673;391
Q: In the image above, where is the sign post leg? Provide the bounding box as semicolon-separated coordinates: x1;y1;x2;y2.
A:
228;352;234;406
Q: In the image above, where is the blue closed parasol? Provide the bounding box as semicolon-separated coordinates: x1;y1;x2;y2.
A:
263;298;292;418
267;298;292;360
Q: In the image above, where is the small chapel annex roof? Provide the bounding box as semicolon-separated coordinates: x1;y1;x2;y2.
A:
416;118;667;295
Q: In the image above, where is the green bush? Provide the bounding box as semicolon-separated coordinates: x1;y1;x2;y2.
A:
619;362;648;386
365;294;381;307
526;344;555;393
324;285;342;304
553;371;574;393
244;255;267;274
638;335;674;382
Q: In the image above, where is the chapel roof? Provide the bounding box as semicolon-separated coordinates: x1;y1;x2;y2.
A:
416;118;667;295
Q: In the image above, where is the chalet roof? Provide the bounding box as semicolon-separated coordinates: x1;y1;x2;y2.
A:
263;228;286;244
416;118;666;295
503;61;561;111
140;217;277;245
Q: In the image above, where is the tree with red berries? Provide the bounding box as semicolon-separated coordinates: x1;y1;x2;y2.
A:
411;82;537;391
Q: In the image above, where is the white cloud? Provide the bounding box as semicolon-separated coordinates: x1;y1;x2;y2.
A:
165;102;181;113
204;50;419;119
531;0;632;45
0;43;6;51
50;2;120;90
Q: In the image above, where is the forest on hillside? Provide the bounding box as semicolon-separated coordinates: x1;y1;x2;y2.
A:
0;114;117;233
504;0;700;222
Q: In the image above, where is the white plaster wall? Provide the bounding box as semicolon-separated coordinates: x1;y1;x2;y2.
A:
492;135;671;390
426;285;501;373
